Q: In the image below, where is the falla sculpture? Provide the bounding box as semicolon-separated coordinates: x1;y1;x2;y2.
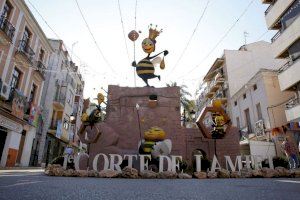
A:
131;24;169;87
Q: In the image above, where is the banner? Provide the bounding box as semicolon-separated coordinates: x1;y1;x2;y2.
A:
56;120;62;139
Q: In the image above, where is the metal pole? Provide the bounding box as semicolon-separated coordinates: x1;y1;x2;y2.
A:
137;109;142;140
214;139;217;158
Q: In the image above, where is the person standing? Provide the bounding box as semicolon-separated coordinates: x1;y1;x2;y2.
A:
282;138;299;169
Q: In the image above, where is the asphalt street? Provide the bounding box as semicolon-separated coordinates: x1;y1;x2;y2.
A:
0;171;300;200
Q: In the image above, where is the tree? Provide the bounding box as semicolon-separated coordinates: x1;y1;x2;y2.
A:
166;82;196;124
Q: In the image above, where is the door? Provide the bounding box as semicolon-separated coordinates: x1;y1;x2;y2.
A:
0;127;8;162
244;108;252;133
16;131;26;165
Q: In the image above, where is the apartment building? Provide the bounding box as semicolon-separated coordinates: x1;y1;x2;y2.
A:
196;41;285;119
262;0;300;149
0;0;53;167
32;39;84;166
231;69;295;157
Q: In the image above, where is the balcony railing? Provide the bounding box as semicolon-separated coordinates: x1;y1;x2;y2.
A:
0;16;15;41
278;55;300;73
286;98;300;110
264;0;277;15
17;40;35;63
54;94;66;105
36;61;46;78
271;30;281;43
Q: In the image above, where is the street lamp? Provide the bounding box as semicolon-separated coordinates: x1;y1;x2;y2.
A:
70;113;76;122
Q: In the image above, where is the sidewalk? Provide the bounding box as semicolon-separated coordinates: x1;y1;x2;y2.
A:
0;167;44;173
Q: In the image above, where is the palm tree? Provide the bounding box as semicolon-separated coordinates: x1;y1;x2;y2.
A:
166;82;196;125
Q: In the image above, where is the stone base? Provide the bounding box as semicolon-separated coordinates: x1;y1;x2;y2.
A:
45;165;300;179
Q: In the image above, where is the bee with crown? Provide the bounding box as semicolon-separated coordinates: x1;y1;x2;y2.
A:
132;24;168;87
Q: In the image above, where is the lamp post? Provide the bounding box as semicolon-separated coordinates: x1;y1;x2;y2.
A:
136;103;142;140
70;113;76;143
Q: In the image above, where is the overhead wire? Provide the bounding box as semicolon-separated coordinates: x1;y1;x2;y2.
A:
117;0;130;62
74;0;118;74
166;0;211;79
133;0;138;86
26;0;106;77
175;0;255;80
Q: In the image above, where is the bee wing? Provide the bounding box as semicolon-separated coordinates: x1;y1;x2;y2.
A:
151;57;162;67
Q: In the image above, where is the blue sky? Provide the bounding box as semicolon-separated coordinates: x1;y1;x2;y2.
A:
26;0;274;99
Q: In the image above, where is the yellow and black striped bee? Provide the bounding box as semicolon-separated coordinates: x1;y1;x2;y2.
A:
132;25;168;87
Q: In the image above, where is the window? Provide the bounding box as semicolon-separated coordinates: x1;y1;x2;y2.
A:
1;1;13;19
244;108;252;133
10;68;21;90
38;48;44;62
236;117;240;129
243;93;247;99
29;84;37;104
20;27;31;51
253;84;257;91
234;101;237;106
256;103;262;120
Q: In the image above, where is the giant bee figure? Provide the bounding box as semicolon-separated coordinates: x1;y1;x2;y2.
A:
132;25;168;87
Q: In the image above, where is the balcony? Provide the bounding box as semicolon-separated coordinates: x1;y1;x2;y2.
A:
262;0;275;4
204;87;215;99
278;58;300;91
35;61;46;79
211;91;227;105
272;16;300;58
265;0;295;29
285;98;300;122
15;40;35;64
264;0;277;15
53;94;66;110
0;16;15;44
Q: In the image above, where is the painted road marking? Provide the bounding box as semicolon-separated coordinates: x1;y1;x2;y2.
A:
0;181;44;188
0;173;42;177
276;180;300;184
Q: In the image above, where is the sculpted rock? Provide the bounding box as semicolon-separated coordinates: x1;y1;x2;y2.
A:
139;170;158;179
261;168;279;178
290;169;300;178
194;172;207;179
63;169;77;177
207;172;218;179
178;173;192;179
88;170;99;177
121;167;139;179
53;166;64;176
275;167;290;177
230;171;241;178
278;167;290;177
252;169;263;178
240;168;252;178
217;169;230;178
76;170;89;177
98;169;121;178
158;171;178;179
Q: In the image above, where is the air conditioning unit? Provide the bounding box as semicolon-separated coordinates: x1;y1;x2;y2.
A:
0;82;11;100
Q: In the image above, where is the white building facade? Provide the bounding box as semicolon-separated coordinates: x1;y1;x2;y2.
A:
262;0;300;152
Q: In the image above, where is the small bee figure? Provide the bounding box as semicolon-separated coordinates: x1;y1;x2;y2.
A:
81;92;105;126
132;24;168;87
